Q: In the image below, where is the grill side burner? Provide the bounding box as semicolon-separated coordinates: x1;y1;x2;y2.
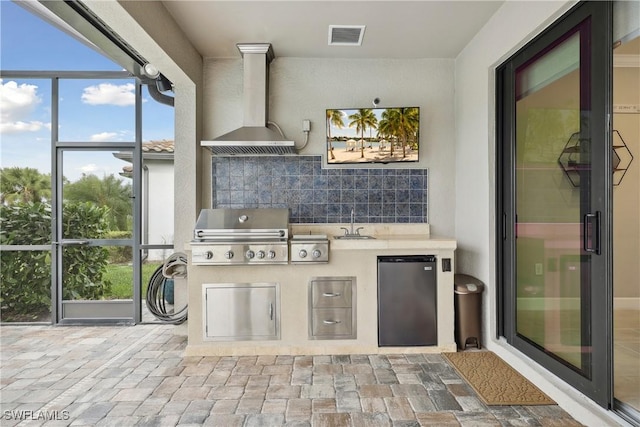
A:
290;235;329;264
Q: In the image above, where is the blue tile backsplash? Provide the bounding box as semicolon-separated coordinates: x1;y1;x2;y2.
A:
212;156;428;224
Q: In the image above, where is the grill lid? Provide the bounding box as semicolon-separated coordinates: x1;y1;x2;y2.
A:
194;208;290;241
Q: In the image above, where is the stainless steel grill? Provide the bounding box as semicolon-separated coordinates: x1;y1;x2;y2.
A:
192;208;290;265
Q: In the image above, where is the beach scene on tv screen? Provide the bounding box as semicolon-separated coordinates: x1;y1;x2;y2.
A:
326;107;420;164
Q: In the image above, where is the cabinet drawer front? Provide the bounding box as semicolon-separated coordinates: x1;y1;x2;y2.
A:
311;280;352;307
311;308;353;337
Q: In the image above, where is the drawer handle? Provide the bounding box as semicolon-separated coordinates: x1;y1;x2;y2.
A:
323;320;341;325
322;292;341;297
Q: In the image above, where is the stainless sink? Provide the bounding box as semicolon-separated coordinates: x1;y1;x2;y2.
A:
335;214;375;239
333;235;376;240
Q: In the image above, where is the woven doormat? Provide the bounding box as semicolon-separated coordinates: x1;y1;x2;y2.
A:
442;351;555;406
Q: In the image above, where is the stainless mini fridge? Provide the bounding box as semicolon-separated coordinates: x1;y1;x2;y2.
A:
377;255;437;346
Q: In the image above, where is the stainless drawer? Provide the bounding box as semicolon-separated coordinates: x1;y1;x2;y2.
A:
311;308;354;338
311;280;352;307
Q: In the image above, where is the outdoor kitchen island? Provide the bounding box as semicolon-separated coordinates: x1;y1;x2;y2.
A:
185;223;456;356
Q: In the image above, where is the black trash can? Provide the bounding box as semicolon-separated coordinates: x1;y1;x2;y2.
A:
454;274;484;350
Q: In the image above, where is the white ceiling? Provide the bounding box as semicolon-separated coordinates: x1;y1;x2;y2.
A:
161;1;505;60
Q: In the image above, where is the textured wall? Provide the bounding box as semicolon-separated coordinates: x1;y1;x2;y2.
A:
203;58;455;234
213;155;428;224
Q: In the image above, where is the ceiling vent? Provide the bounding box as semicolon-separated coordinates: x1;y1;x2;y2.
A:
328;25;366;46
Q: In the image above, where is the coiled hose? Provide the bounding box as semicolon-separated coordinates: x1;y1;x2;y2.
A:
146;252;188;325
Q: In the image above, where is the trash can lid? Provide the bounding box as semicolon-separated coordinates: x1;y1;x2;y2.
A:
454;274;485;294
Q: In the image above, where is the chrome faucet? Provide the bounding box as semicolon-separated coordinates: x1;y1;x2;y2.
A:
350;208;355;234
341;208;364;236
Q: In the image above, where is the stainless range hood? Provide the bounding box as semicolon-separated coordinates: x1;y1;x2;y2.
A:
201;43;296;155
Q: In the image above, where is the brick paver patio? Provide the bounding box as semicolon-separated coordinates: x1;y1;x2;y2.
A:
0;324;582;426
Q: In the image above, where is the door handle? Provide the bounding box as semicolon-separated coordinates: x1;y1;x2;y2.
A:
269;303;273;321
323;320;341;325
58;240;90;246
583;212;600;254
322;292;341;297
503;212;507;240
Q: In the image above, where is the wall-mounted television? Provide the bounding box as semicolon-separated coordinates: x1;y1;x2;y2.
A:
326;107;420;164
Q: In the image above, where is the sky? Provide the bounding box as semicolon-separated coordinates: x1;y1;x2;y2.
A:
327;108;419;140
0;0;174;182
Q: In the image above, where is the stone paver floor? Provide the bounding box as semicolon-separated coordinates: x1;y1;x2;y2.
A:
0;324;582;426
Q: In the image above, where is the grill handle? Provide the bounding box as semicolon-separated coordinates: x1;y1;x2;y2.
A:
195;230;285;240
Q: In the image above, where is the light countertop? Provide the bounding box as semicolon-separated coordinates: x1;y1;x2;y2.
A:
290;223;456;251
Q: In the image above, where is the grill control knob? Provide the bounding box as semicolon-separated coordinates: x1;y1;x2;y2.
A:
312;249;322;259
267;250;276;259
256;250;266;259
246;250;255;259
225;250;234;260
205;251;214;260
298;249;308;258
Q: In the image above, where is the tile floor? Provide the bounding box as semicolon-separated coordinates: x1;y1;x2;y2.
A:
0;324;583;426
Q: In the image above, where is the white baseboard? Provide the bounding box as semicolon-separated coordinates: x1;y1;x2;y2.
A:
614;297;640;310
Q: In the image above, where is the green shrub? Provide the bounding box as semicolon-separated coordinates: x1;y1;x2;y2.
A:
61;202;113;300
105;230;132;264
0;202;52;321
0;201;113;320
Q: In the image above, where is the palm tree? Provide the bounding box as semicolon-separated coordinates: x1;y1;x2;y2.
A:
326;109;345;160
348;109;377;158
64;174;132;231
0;167;51;204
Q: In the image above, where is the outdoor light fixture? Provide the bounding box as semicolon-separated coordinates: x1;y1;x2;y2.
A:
141;63;173;94
142;63;160;79
558;130;633;187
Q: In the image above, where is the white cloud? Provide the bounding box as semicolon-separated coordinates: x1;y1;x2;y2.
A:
80;164;99;174
90;131;119;142
0;120;51;134
0;79;51;134
81;83;136;106
76;163;121;180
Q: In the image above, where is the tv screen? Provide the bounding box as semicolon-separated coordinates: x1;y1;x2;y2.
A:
326;107;420;164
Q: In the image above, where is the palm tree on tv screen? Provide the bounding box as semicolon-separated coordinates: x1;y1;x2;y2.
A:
378;108;419;158
348;109;377;158
326;109;345;160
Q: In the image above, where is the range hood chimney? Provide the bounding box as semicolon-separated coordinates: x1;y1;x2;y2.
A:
201;43;296;155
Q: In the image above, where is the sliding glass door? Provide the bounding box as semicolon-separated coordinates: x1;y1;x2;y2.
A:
497;1;612;407
612;1;640;421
